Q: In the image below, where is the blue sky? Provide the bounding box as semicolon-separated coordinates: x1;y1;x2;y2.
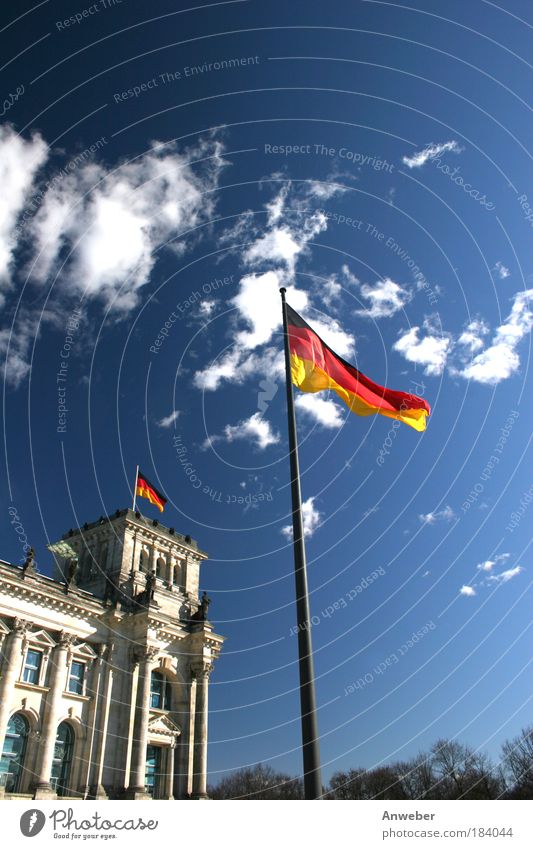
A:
1;0;532;783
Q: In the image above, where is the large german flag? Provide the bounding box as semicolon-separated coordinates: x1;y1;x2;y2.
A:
287;304;430;432
136;471;167;512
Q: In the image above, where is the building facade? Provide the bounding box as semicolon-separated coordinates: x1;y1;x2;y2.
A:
0;508;224;800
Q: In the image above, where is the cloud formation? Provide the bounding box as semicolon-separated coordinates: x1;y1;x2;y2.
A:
357;277;412;319
394;320;451;376
203;411;280;451
157;410;180;428
459;290;533;384
0;132;227;386
295;394;344;428
0;125;48;294
281;496;323;539
402;140;462;169
419;505;455;525
193;182;356;395
28;137;225;311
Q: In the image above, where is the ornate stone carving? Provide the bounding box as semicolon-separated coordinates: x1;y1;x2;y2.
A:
57;630;74;649
12;617;28;636
22;548;37;578
190;661;213;679
132;645;159;665
190;591;211;622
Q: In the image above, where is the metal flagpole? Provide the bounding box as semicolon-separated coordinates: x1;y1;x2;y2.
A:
279;287;322;799
132;465;139;512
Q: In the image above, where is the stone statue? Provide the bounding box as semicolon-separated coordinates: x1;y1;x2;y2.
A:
66;557;78;585
22;547;36;578
145;569;156;602
198;591;211;621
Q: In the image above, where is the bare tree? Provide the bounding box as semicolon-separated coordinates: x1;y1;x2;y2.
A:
328;766;407;799
501;726;533;799
430;739;501;799
208;764;303;799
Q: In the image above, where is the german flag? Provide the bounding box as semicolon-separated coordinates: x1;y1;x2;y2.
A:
136;471;167;512
287;304;430;432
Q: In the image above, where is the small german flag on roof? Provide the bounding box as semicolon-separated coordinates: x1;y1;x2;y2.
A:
135;470;167;512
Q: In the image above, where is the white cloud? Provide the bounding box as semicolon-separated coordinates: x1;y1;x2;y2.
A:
281;496;323;539
487;565;523;584
419;505;455;525
305;180;346;201
320;274;342;307
460;290;533;384
295;394;344;428
157;410;180;428
0;125;48;292
204;412;280;451
27;137;225;311
457;319;489;354
193;184;356;397
402;140;462;169
460;585;476;597
394;321;451;376
357;277;412;319
243;208;327;273
0;134;226;387
198;300;217;317
194;346;283;392
476;553;510;572
494;261;510;280
232;271;308;350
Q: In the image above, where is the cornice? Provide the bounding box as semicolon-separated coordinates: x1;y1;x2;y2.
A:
0;564;106;620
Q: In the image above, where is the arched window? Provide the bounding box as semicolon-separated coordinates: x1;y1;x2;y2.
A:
50;722;74;797
139;549;149;573
156;556;165;579
0;713;29;793
150;671;171;710
173;561;182;586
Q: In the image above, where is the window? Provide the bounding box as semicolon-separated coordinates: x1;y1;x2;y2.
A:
50;722;74;797
22;649;42;685
139;550;149;573
0;713;29;793
156;556;165;578
150;671;171;710
145;745;162;798
68;661;85;695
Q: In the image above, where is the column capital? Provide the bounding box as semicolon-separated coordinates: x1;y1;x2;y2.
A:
11;617;28;636
57;630;75;649
190;661;213;680
132;645;159;665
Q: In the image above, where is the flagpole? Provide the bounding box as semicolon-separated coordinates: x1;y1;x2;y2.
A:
132;465;139;512
279;287;322;800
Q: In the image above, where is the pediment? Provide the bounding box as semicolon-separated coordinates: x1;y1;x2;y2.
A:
148;713;181;738
27;629;56;648
72;641;98;660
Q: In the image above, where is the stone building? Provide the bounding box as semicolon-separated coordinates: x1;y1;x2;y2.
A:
0;508;224;800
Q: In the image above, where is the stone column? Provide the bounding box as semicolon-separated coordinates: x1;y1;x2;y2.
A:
90;646;114;799
34;631;72;799
166;742;175;799
191;662;212;799
127;647;157;798
0;619;27;758
167;559;175;587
